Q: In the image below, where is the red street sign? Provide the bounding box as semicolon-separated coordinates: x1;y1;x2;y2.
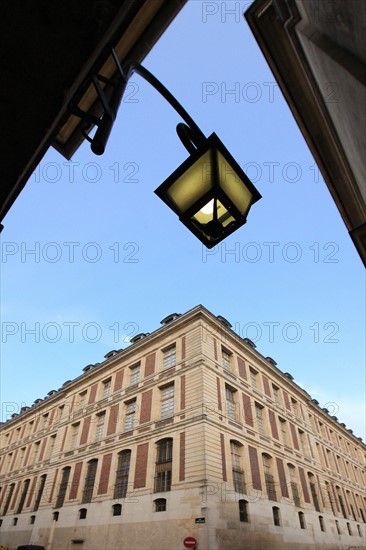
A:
183;537;197;548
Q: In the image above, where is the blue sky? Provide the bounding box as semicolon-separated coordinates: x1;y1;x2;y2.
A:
1;1;365;438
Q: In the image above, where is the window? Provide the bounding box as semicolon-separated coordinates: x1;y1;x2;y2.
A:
308;473;320;512
325;481;335;516
337;487;347;519
124;400;136;431
357;524;362;537
70;423;80;449
298;430;308;456
95;412;106;442
102;379;111;399
319;515;326;532
56;467;71;508
82;459;98;503
335;520;341;534
288;464;300;507
272;506;281;526
78;390;87;411
255;404;265;435
79;508;87;519
112;503;122;516
17;479;30;514
114;450;131;499
42;413;49;430
48;435;56;458
231;441;245;494
154;439;173;493
53;511;59;521
222;348;231;370
239;499;249;522
3;483;15;515
163;346;176;369
161;385;174;419
30;515;36;524
33;441;41;463
263;454;277;501
272;385;280;403
13;517;18;526
34;474;47;512
130;364;140;385
347;522;352;535
279;418;288;447
225;386;237;420
154;498;167;512
298;511;306;529
249;368;258;389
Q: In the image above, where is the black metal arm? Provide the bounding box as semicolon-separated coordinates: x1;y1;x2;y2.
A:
70;48;207;156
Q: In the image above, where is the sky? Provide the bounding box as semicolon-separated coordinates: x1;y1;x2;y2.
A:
1;1;365;439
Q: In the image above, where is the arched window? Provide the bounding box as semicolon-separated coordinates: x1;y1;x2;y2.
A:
56;467;71;508
17;479;30;514
2;483;15;515
335;520;341;534
288;464;300;506
263;454;277;501
30;515;36;524
13;517;18;526
308;472;320;512
239;500;249;523
319;515;326;532
79;508;87;519
346;522;352;535
114;450;131;499
82;459;98;503
34;474;47;512
336;485;347;518
230;441;245;494
298;511;306;529
154;439;173;493
357;524;363;537
272;506;281;526
154;498;167;512
324;481;335;515
112;503;122;516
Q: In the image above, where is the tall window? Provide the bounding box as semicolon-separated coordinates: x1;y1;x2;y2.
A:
337;486;347;518
308;473;320;512
161;385;174;418
298;511;306;529
347;522;352;535
222;349;231;370
255;404;265;435
272;506;281;526
78;390;87;411
263;454;277;501
33;441;41;463
249;368;258;389
279;418;288;446
288;464;300;507
102;379;111;399
319;515;326;532
231;441;245;494
154;439;173;493
163;346;176;369
17;479;30;514
225;386;236;420
95;412;106;442
239;500;249;522
298;430;308;456
70;423;80;449
56;467;71;508
130;364;140;385
48;435;56;458
3;483;15;515
42;414;49;430
33;474;47;512
124;400;136;431
272;385;280;403
114;450;131;499
82;459;98;503
335;520;341;534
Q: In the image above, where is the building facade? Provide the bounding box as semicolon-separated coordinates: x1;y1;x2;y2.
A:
0;306;365;549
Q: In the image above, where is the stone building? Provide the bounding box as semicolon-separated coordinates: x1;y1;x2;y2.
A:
0;305;365;549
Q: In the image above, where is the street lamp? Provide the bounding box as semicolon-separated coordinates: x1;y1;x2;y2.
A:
70;48;261;248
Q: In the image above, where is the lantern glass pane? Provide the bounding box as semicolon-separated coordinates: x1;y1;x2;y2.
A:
164;150;212;214
191;199;236;228
218;151;253;215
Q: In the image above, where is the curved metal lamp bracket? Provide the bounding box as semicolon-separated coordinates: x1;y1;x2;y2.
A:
69;48;206;156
